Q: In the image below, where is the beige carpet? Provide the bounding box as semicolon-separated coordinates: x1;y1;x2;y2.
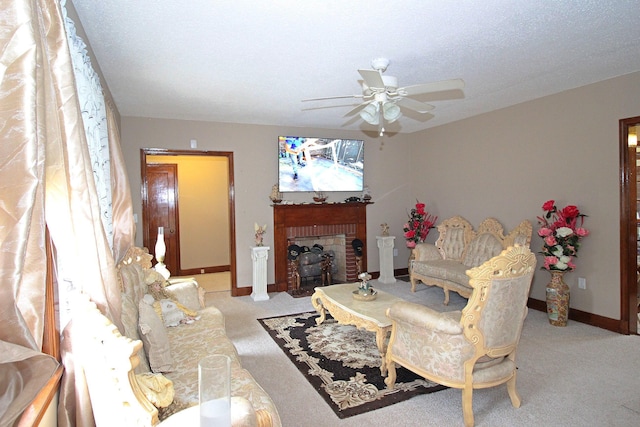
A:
205;280;640;427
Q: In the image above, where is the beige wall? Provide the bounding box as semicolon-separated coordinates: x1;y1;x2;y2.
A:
121;119;416;288
409;71;640;320
121;71;640;320
147;155;230;269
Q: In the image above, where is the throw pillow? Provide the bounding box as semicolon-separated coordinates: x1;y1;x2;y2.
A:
135;372;175;408
121;292;151;373
138;296;174;373
165;280;203;311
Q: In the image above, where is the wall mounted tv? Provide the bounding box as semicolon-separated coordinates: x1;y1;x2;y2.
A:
278;136;364;193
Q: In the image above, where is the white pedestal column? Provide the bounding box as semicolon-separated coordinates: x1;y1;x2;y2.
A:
251;246;270;301
376;236;397;284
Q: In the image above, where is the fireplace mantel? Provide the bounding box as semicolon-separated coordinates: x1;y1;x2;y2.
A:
273;202;371;292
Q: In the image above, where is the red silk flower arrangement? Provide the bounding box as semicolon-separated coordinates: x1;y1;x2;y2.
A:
403;201;437;249
537;200;589;272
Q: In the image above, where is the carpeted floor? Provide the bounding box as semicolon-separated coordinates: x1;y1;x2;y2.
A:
206;280;640;426
258;311;446;418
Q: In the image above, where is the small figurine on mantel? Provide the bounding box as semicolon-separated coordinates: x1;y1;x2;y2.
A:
269;184;282;204
254;223;267;246
380;223;390;236
313;191;327;203
362;186;372;202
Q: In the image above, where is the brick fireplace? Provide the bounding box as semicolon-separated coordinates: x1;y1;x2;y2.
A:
273;202;370;292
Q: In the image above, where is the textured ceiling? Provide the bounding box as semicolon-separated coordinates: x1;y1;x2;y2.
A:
69;0;640;134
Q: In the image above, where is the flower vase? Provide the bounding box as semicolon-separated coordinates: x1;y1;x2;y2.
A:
408;249;416;275
546;271;570;326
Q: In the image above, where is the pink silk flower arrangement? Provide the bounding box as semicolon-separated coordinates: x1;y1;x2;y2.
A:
403;201;437;249
537;200;589;271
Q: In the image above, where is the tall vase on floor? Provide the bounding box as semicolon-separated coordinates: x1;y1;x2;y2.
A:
537;199;589;328
546;271;570;326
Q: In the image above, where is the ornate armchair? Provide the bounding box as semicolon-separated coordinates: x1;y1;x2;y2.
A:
385;245;536;427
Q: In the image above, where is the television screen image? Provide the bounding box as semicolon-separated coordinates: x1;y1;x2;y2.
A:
278;136;364;193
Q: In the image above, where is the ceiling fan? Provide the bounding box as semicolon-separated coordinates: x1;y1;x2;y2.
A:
302;58;464;135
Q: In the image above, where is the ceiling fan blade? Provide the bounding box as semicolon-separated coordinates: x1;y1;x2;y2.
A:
395;97;435;113
302;94;364;102
343;100;374;117
358;69;385;89
398;78;465;97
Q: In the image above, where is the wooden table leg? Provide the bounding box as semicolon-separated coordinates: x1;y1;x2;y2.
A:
376;327;391;376
311;292;326;325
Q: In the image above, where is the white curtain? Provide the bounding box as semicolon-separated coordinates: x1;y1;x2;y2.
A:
63;1;114;252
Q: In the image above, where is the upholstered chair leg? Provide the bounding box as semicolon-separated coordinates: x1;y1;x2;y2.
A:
462;387;475;427
443;288;450;305
410;276;417;292
384;360;397;389
507;375;522;408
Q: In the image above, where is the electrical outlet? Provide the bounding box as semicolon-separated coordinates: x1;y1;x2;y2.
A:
200;269;205;274
578;277;586;289
393;248;398;257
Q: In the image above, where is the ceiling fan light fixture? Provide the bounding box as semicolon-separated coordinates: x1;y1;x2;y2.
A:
382;101;401;123
360;103;380;125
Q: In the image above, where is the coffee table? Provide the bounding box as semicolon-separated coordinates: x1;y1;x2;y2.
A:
311;283;404;375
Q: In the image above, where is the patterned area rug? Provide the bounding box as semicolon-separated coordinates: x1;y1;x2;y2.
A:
258;311;447;419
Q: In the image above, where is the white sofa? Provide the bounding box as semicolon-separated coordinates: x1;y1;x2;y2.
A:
409;216;532;304
78;247;281;426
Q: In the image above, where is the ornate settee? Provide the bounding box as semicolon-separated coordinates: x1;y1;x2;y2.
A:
409;216;532;304
78;247;281;426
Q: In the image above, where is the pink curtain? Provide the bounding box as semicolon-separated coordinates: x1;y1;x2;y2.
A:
1;0;136;425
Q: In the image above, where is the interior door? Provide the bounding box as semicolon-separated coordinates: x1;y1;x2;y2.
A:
145;163;180;275
620;117;640;335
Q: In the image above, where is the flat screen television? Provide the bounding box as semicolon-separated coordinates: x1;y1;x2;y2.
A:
278;136;364;193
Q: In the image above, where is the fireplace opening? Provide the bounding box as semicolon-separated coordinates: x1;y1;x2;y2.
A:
288;234;346;289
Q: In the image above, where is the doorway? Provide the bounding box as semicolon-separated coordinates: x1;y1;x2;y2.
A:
619;116;640;335
141;148;238;296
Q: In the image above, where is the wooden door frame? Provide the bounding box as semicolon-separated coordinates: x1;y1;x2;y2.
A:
619;116;640;335
141;148;238;296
